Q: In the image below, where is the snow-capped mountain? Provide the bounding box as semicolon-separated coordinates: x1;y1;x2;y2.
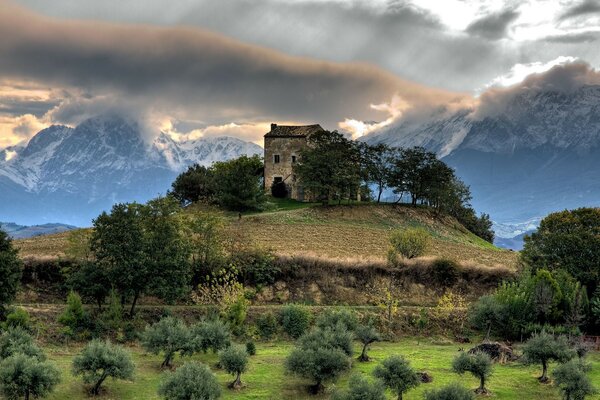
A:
0;115;262;226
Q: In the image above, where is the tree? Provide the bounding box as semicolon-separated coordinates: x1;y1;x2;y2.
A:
280;304;311;339
297;326;354;357
141;317;190;368
373;355;420;400
187;319;231;354
0;354;60;400
0;228;22;317
170;164;215;206
424;382;475;400
0;327;45;361
58;291;89;337
332;373;386;400
469;295;503;341
316;309;358;331
67;262;111;310
359;143;393;203
72;340;134;395
211;155;265;211
451;351;493;394
389;227;429;261
355;324;381;362
219;345;249;389
158;361;221;400
522;332;575;383
529;269;563;324
389;147;437;206
552;359;597;400
285;345;350;393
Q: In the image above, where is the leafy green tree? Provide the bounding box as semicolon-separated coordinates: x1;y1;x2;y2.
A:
316;309;358;331
246;341;256;356
0;327;44;360
332;373;386;400
298;326;354;357
529;269;563;324
219;345;249;389
591;288;600;327
452;351;493;394
280;305;311;339
424;382;475;400
256;312;278;340
212;155;265;211
0;229;22;317
522;332;575;383
552;359;597;400
359;143;393;203
373;355;420;400
388;147;437;206
355;324;381;362
0;353;60;400
67;262;111;310
187;319;231;354
469;295;503;341
389;227;430;261
72;340;134;395
285;345;350;394
170;164;215;206
158;361;221;400
58;291;89;337
141;317;190;368
4;308;30;330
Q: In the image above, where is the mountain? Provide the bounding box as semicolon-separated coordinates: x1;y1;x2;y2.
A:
1;222;77;239
0;115;262;226
365;84;600;237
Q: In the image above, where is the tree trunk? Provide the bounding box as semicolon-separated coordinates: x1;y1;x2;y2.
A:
162;352;173;368
485;324;491;342
539;361;549;383
129;291;140;317
398;392;403;400
477;376;486;393
359;343;369;362
230;371;242;389
377;187;383;203
25;390;30;400
93;372;108;395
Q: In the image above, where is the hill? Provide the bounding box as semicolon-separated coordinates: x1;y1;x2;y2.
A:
1;222;76;239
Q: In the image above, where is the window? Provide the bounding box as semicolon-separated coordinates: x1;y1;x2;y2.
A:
274;154;280;163
291;155;297;163
274;177;283;183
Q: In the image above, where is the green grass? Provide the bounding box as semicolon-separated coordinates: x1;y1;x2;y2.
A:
43;339;600;400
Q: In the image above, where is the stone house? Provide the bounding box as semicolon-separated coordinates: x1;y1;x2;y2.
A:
263;123;324;201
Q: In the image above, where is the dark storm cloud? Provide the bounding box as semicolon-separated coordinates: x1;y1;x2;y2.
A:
0;99;59;117
558;0;600;20
466;9;520;40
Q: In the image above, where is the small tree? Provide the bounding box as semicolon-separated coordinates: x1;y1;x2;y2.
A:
316;309;358;331
187;319;231;354
424;382;475;400
452;351;493;394
0;353;60;400
0;229;22;317
219;345;249;389
72;340;134;395
285;346;350;393
256;312;278;340
332;373;386;400
469;295;502;341
552;359;597;400
4;308;31;330
158;361;221;400
355;324;381;362
58;291;88;337
280;304;311;339
141;317;190;368
0;327;45;360
373;355;420;400
388;228;429;262
522;332;575;383
298;326;354;357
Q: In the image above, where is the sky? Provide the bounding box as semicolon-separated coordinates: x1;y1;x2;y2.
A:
1;0;600;148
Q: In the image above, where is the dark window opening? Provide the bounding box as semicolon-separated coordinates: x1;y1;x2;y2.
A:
274;177;283;183
274;154;280;163
291;155;297;163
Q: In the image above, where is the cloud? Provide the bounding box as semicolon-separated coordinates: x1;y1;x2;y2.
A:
465;9;520;40
558;0;600;21
482;56;578;88
0;113;47;147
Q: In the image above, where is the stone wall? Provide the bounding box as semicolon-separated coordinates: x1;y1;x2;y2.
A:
263;136;308;200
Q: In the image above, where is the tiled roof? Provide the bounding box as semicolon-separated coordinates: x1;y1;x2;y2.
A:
264;123;324;137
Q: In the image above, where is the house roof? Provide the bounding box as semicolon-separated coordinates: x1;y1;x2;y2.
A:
264;123;324;138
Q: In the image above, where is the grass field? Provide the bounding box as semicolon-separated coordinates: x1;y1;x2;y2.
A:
42;338;600;400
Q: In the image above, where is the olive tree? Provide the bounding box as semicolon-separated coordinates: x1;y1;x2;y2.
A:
72;340;134;395
452;351;493;394
141;317;190;368
187;319;231;354
522;332;575;383
0;327;45;360
552;359;597;400
219;345;249;389
355;324;381;362
0;354;60;400
424;382;475;400
316;309;358;331
373;355;420;400
158;362;221;400
332;373;386;400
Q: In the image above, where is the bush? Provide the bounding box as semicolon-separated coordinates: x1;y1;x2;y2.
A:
388;228;429;262
67;262;111;310
0;229;22;317
0;353;60;400
316;309;358;331
237;249;279;286
158;361;221;400
452;351;492;394
355;324;381;362
552;359;597;400
285;346;350;393
72;340;134;395
58;291;89;338
141;317;190;368
0;326;45;360
332;373;386;400
373;355;420;400
431;258;460;287
522;332;575;383
246;341;256;356
223;294;249;336
271;181;288;198
188;319;231;354
469;295;503;341
219;345;249;389
4;307;30;330
280;304;311;339
256;312;278;340
298;326;354;357
424;382;475;400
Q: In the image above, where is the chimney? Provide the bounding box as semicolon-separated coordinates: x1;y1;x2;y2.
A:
271;123;277;131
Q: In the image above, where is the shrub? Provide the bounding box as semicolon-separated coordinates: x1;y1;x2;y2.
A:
0;229;22;317
141;317;190;368
332;373;386;400
246;341;256;356
4;307;30;330
522;332;575;383
72;340;134;395
452;351;492;394
373;355;420;400
219;345;249;389
388;228;429;262
280;304;311;339
285;346;350;393
223;294;248;336
256;312;278;340
0;327;45;360
0;353;60;400
58;291;89;338
97;290;123;339
188;319;231;354
469;295;503;341
424;382;475;400
552;359;597;400
158;361;221;400
237;249;279;286
431;258;460;287
355;324;381;362
67;262;111;310
316;309;358;331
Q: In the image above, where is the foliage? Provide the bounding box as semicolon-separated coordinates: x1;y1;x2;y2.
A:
246;341;256;356
355;323;381;362
98;290;124;340
256;312;278;340
424;382;475;400
552;359;597;400
529;269;563;324
359;143;393;204
212;155;265;211
0;353;60;400
452;351;493;394
592;288;600;327
219;345;249;389
4;308;30;330
0;327;45;360
0;229;22;317
431;258;460;287
522;332;575;382
331;373;386;400
315;309;358;332
388;227;429;261
297;326;354;357
222;293;249;336
187;319;231;354
67;262;111;310
65;229;93;262
158;361;221;400
373;355;420;400
469;295;503;341
280;305;311;339
141;317;190;368
72;340;134;395
285;344;350;393
236;248;279;287
170;164;215;206
58;291;89;338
